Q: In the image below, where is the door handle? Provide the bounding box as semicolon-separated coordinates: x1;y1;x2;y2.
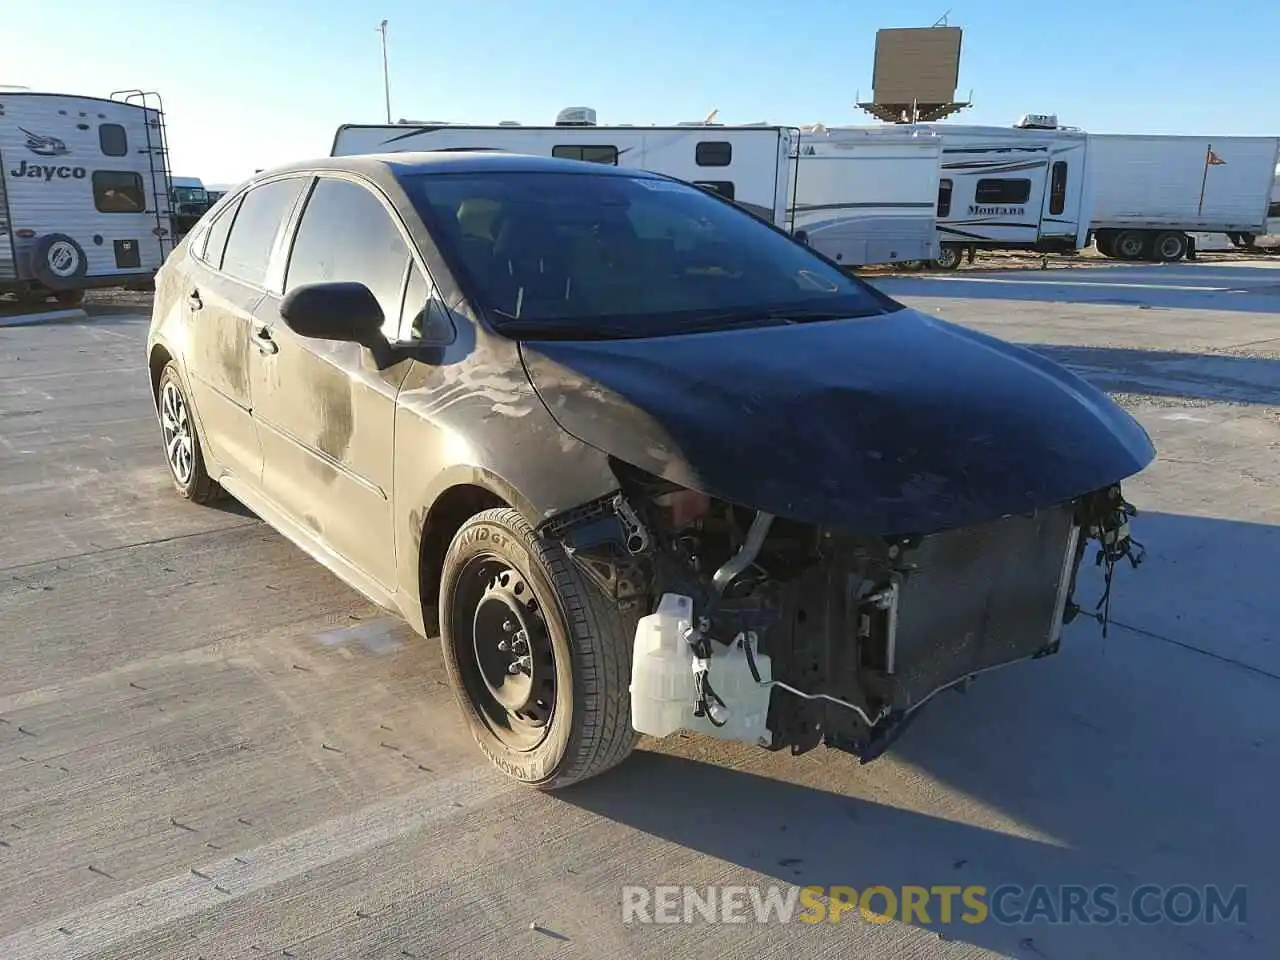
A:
187;292;203;311
253;326;278;356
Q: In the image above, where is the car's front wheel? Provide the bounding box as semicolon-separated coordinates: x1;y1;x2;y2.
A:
157;361;221;504
439;507;638;789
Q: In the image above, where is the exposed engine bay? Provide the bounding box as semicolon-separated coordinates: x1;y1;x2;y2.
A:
540;460;1145;762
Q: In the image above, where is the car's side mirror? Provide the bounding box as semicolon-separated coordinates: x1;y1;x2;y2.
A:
280;281;385;347
794;229;810;246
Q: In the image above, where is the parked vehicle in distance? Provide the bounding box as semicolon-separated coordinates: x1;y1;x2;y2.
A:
330;107;943;268
903;114;1094;269
170;175;211;238
1087;133;1280;261
0;87;174;306
793;123;942;266
146;150;1154;788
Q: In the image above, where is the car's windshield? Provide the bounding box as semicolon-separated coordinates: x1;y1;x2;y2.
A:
404;170;898;338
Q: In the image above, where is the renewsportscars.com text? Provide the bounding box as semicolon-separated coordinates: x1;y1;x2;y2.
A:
621;884;1248;926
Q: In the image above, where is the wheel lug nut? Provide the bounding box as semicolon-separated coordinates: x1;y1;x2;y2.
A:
498;640;510;652
503;620;515;632
507;662;521;675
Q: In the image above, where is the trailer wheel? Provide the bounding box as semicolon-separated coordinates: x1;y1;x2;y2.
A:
1112;231;1147;261
1151;232;1188;262
1094;232;1116;258
931;244;963;270
30;234;89;291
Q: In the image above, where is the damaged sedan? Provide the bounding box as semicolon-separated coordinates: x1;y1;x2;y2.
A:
146;150;1154;788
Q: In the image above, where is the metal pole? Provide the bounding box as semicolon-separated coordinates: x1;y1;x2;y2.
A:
378;19;391;123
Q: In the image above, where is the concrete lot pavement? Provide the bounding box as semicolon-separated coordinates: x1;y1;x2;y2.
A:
1;265;1278;959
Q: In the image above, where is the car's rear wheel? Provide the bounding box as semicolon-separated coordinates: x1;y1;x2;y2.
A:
157;362;221;504
439;508;638;789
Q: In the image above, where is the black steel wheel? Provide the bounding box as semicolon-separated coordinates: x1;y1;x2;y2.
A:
456;561;558;750
1113;231;1147;261
1151;231;1188;262
439;508;638;789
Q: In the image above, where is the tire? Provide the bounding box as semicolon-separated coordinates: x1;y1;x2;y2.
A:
896;259;926;272
439;507;638;789
930;244;962;270
1112;231;1147;261
1151;231;1188;262
1094;233;1116;258
156;362;221;504
54;288;85;307
30;233;88;291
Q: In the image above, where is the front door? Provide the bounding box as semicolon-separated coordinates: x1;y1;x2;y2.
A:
249;174;417;590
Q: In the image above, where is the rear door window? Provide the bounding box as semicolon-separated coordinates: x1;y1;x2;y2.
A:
197;196;242;269
219;179;308;287
284;176;415;339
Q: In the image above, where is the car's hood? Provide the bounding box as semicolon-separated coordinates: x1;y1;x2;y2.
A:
518;308;1155;534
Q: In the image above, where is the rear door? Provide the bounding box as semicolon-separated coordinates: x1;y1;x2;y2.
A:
249;174;417;590
181;177;308;485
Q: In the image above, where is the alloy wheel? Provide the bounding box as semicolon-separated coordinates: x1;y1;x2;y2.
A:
160;380;195;485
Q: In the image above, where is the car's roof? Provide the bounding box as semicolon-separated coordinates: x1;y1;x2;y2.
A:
252;150;662;184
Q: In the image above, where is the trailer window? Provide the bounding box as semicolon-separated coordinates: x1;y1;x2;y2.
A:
551;145;619;165
696;141;732;167
937;178;953;217
99;124;128;157
974;178;1031;205
1048;161;1068;216
693;181;735;200
92;171;146;213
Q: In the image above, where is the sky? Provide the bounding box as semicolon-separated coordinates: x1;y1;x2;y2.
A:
5;0;1278;186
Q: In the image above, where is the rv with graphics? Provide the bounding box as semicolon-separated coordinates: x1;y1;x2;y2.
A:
330;108;943;267
0;88;174;305
905;115;1094;269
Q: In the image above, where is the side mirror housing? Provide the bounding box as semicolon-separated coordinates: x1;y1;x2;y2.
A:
794;229;810;246
280;281;385;346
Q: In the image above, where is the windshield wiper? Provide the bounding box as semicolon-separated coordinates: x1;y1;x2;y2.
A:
495;317;641;340
673;306;870;331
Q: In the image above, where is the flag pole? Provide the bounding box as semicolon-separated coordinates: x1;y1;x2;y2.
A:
1198;143;1212;217
378;19;391;123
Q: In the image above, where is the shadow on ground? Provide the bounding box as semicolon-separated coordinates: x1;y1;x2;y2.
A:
562;510;1280;960
1025;343;1280;404
873;263;1280;314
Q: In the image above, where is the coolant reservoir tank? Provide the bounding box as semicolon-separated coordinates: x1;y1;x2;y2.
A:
699;635;772;743
630;594;697;737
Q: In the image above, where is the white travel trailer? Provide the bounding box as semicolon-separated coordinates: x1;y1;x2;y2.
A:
906;115;1094;268
1086;134;1280;260
0;88;174;304
331;108;942;267
793;124;942;265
